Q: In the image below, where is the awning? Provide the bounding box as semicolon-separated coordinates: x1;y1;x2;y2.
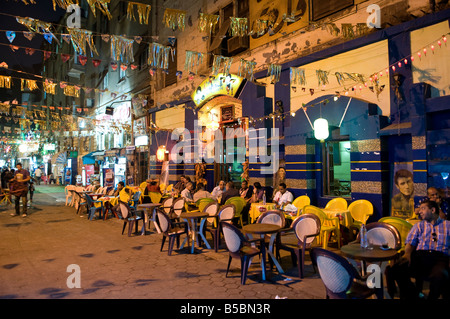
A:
82;150;105;165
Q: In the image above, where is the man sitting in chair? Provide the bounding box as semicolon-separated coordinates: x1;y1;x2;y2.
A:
273;183;294;209
193;182;214;202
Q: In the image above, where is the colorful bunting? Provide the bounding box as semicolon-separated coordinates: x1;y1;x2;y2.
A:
230;17;248;37
163;9;186;31
127;2;151;25
198;13;219;34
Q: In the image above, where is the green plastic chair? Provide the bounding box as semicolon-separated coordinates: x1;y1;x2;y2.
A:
224;196;247;228
196;198;217;214
378;216;413;250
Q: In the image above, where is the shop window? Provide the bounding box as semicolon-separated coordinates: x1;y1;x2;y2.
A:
322;140;351;197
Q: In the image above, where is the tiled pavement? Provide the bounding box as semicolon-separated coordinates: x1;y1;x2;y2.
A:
0;188;328;300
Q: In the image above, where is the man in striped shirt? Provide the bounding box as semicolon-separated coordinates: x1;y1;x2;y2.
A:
386;199;449;299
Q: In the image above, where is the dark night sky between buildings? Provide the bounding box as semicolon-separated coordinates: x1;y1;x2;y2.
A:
0;0;65;72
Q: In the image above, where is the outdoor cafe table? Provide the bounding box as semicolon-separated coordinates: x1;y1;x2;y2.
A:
340;242;399;299
180;212;211;254
137;203;162;234
249;203;277;223
242;223;282;280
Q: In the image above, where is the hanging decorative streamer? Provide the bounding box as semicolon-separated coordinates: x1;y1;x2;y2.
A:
21;79;39;91
86;0;112;20
67;27;98;56
6;31;16;43
334;72;346;86
341;24;355;39
250;19;269;36
184;51;204;74
110;35;135;63
211;55;232;76
148;43;171;69
127;2;151;25
290;67;306;86
344;72;365;84
43;80;56;95
51;0;78;10
238;59;257;81
198;13;219;34
0;76;12;89
64;85;80;97
23;31;34;41
163;9;186;31
267;64;282;83
16;17;59;44
316;70;329;86
230;17;248;37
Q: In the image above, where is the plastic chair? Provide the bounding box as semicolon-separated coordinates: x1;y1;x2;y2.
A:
118;201;144;237
311;248;377;299
324;197;348;210
378;216;412;250
156;209;189;255
196;197;217;214
303;205;341;249
221;221;263;285
357;222;402;251
65;185;76;206
276;214;321;278
149;192;162;204
166;184;173;193
348;199;374;229
171;197;185;220
161;197;174;215
292;195;310;216
202;204;235;252
224;196;247;228
128;191;142;216
85;194;104;220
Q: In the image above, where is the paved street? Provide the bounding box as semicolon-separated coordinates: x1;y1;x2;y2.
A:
0;185;327;300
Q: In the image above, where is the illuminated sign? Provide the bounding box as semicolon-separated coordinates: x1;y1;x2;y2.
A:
192;73;245;108
44;143;56;151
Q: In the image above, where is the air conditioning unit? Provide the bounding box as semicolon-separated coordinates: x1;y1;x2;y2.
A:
227;36;249;55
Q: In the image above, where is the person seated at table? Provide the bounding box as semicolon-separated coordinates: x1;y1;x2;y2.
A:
181;182;195;203
113;181;125;197
239;180;253;204
211;180;225;200
193;182;214;202
173;175;187;193
385;199;450;300
148;180;161;193
219;182;240;205
273;183;294;208
414;187;449;220
250;182;264;204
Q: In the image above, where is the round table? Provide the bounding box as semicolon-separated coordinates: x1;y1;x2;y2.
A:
242;223;282;280
323;208;351;227
180;212;210;253
341;242;399;298
137;203;162;234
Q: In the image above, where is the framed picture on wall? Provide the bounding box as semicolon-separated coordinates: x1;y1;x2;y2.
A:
221;105;234;122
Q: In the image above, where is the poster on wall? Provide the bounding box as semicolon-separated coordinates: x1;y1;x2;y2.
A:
103;168;115;188
85;165;95;185
390;163;415;219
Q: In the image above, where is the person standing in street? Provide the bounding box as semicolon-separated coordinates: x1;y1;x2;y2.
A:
10;163;31;217
34;166;43;185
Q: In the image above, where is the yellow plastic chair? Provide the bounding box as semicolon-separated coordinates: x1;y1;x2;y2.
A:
149;192;162;204
324;197;348;210
166;184;173;193
224;196;247;228
379;216;413;250
292;195;310;216
303;205;341;249
348;200;374;230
